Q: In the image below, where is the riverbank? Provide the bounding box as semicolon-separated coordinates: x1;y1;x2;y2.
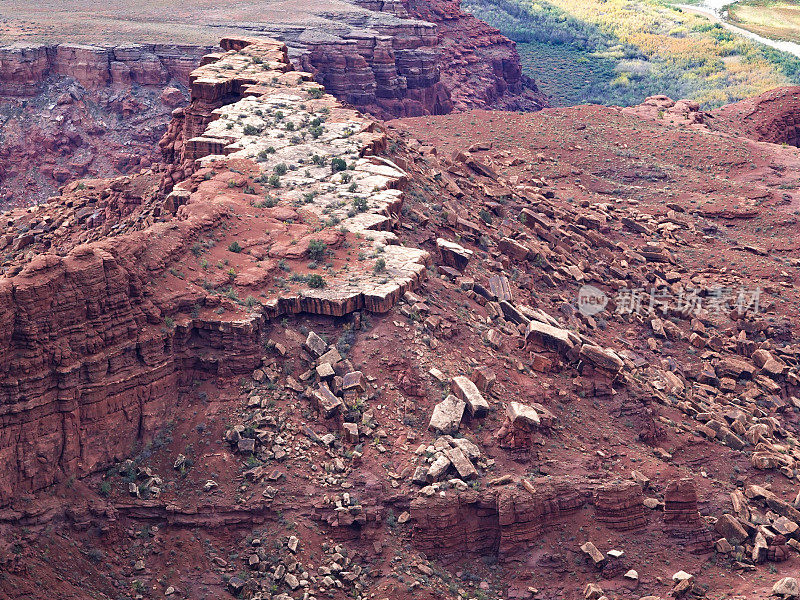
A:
677;1;800;58
728;1;800;44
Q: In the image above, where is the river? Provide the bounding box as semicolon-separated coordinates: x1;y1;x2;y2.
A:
677;0;800;58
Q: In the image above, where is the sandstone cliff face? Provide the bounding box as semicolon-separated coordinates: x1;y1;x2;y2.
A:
0;43;210;95
0;220;268;502
243;18;454;119
400;0;543;112
232;0;545;118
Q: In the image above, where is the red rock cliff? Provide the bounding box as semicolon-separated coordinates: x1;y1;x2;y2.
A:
239;0;546;118
0;43;212;95
399;0;544;111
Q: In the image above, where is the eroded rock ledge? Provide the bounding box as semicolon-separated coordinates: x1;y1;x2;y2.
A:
0;37;428;505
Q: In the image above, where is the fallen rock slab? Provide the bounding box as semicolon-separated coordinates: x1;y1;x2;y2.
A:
437;238;473;271
451;375;490;417
429;395;466;435
525;320;576;354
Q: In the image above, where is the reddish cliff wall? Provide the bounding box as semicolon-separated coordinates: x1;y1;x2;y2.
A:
236;0;545;118
0;43;211;96
401;0;543;111
0;220;267;501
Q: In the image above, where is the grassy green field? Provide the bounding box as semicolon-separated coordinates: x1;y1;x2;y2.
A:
729;0;800;43
463;0;800;108
517;42;622;106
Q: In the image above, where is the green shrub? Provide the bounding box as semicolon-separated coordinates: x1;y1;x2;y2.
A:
307;274;326;288
307;239;327;260
331;157;347;173
255;196;277;208
257;147;276;159
228;241;242;253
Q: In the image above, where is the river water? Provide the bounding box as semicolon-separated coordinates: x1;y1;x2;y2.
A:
700;0;737;11
678;0;800;57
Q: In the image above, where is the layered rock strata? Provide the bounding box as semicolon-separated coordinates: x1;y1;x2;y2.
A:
401;0;542;111
0;43;212;95
594;481;647;531
663;478;713;554
411;477;590;559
